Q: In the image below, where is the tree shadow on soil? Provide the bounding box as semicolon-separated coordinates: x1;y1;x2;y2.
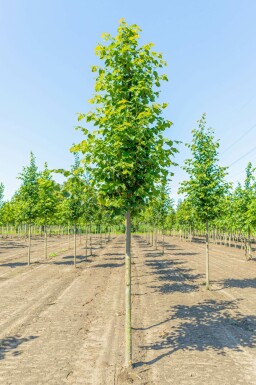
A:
0;262;28;268
135;299;256;367
172;252;198;256
106;257;124;261
219;278;256;289
92;262;124;268
52;255;86;265
145;257;203;294
0;242;27;250
0;335;38;360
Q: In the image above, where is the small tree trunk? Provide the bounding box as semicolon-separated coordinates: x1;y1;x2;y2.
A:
247;227;252;261
74;222;77;268
28;224;31;266
162;228;165;255
68;223;70;250
125;210;132;368
85;225;88;260
206;220;210;290
79;227;82;245
90;223;92;256
44;222;48;260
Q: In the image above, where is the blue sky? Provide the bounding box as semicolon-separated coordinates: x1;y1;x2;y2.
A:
1;0;256;201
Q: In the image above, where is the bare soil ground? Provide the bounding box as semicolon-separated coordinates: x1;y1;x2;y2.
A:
0;234;255;384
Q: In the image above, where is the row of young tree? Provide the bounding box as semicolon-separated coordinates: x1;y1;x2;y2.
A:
0;152;124;264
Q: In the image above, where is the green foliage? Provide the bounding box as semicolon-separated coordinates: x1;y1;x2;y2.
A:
0;183;4;208
37;163;59;224
0;201;15;225
141;184;174;227
56;153;87;224
17;152;40;223
179;114;229;223
232;162;256;230
49;252;57;258
72;20;177;212
175;198;198;230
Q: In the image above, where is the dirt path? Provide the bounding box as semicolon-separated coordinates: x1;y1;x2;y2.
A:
0;234;255;384
0;234;126;385
132;235;256;385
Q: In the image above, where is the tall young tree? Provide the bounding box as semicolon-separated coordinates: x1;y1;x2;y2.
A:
232;162;256;260
37;163;59;259
179;114;229;289
18;152;40;265
72;20;177;366
56;153;87;267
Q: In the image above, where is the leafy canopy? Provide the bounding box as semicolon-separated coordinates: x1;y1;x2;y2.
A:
37;163;59;223
179;114;229;222
232;162;256;230
72;19;177;212
17;152;40;223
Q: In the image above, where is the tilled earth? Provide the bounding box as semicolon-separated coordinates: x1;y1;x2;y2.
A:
0;233;255;384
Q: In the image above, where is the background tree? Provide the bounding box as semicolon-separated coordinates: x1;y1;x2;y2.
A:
0;183;4;208
142;185;173;251
72;20;177;366
175;198;198;241
232;162;256;260
37;163;59;259
17;152;40;265
56;153;87;267
179;114;229;289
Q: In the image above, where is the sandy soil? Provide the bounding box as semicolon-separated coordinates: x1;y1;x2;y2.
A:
0;234;255;384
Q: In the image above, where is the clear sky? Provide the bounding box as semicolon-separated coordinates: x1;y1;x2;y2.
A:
1;0;256;201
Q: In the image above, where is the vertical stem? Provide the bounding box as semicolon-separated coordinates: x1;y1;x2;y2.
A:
28;224;31;266
85;225;88;260
68;223;70;250
74;222;77;268
90;223;92;256
162;227;165;255
247;227;252;260
44;222;47;260
206;220;210;290
125;210;132;367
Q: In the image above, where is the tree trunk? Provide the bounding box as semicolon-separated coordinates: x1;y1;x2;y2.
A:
74;222;77;268
125;210;132;367
28;224;31;266
68;223;70;250
100;225;103;248
44;222;48;260
247;227;252;261
206;220;210;290
85;225;88;260
162;227;165;255
90;223;92;256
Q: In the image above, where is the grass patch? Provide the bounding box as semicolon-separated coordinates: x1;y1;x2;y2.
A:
49;252;58;258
